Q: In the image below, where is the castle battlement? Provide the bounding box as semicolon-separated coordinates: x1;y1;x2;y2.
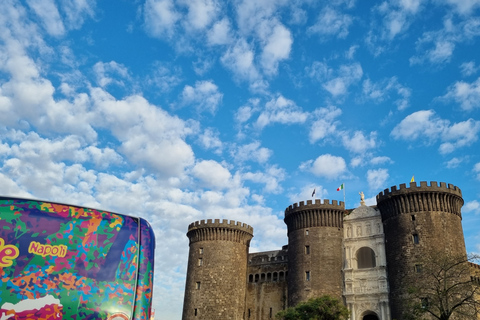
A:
183;180;469;320
186;219;254;245
284;199;345;232
376;181;462;202
285;199;345;216
188;219;253;234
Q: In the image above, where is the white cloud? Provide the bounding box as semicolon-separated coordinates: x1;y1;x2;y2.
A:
235;0;284;34
92;89;197;178
26;0;65;36
243;165;286;194
0;132;103;201
428;40;455;64
362;77;411;110
445;157;463;168
370;156;393;165
376;0;422;40
345;45;359;59
207;18;233;45
197;128;223;154
460;61;479;76
93;61;130;88
442;77;480;110
192;160;232;189
59;0;95;30
84;146;123;169
235;105;255;124
0;11;98;142
221;38;259;83
144;0;180;38
342;131;378;154
307;61;332;82
464;200;480;214
180;80;223;114
309;106;342;143
309;6;353;39
391;110;480;154
288;184;328;203
260;22;292;75
255;95;308;130
366;168;389;190
474;162;480;180
439;119;480;154
350;154;392;168
442;0;480;15
391;110;448;141
323;63;363;97
233;141;272;164
301;154;347;179
146;62;182;92
0;172;31;197
180;0;219;31
410;16;480;66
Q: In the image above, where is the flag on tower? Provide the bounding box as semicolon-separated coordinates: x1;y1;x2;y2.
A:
411;175;415;183
337;183;344;191
312;189;316;197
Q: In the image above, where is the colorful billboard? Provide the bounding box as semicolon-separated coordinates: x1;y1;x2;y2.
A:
0;197;155;320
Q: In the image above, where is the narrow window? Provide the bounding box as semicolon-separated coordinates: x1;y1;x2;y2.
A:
411;215;416;221
273;272;278;282
413;234;419;244
421;298;429;309
198;258;203;266
248;309;251;318
270;307;273;318
415;264;422;273
196;282;201;289
199;248;203;254
305;245;310;254
305;229;309;236
249;274;253;283
255;274;259;282
305;271;310;281
194;308;198;316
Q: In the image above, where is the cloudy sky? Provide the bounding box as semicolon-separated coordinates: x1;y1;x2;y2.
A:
1;0;480;318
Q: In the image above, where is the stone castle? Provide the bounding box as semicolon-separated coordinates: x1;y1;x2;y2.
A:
181;181;474;320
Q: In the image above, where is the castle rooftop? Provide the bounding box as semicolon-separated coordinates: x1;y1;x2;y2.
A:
376;181;462;203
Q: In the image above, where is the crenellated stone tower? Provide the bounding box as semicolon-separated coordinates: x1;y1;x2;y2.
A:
182;180;476;320
284;199;345;307
376;181;467;320
182;219;254;320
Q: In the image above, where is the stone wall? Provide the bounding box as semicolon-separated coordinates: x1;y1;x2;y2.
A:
182;220;253;320
377;182;467;320
284;199;344;306
245;250;288;319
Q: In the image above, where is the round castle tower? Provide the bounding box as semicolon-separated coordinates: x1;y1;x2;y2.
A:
376;181;467;319
284;199;345;307
182;219;254;320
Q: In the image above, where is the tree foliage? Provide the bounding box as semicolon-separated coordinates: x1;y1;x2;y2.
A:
275;295;349;320
403;252;480;320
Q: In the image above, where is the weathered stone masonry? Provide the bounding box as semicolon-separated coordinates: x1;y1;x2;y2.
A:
182;181;473;320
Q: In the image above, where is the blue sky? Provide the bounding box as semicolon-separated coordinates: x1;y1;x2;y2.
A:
1;0;480;318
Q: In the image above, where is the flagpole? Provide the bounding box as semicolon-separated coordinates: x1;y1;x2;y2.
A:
343;183;346;208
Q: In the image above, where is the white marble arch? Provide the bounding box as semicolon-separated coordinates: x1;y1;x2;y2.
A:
343;204;391;320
